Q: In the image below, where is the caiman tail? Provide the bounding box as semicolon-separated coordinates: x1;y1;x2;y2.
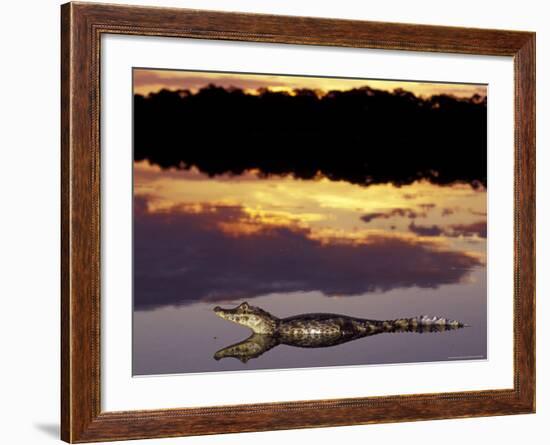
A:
366;315;467;334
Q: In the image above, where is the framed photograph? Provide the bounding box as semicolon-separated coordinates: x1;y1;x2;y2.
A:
61;2;535;442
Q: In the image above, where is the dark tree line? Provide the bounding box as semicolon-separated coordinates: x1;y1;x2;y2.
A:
134;85;487;188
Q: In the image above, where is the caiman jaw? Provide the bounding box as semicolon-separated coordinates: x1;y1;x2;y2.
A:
213;305;251;327
213;303;278;334
213;306;235;323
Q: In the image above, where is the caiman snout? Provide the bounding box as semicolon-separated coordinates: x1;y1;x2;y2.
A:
212;302;278;334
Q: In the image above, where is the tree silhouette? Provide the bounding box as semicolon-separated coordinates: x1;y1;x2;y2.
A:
134;84;487;188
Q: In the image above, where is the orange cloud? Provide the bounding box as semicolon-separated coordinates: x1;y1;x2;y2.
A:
133;68;486;99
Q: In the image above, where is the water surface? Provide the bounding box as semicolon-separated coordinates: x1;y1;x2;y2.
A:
133;163;487;375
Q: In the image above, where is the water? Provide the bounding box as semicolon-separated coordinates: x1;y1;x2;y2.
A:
132;162;487;375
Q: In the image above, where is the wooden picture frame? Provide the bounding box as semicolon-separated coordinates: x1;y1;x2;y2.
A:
61;2;535;442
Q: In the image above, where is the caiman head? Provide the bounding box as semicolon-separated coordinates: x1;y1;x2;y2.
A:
213;302;278;334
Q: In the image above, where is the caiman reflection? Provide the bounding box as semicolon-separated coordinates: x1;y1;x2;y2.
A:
213;302;467;363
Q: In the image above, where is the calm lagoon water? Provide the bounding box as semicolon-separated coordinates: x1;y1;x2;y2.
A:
132;162;487;375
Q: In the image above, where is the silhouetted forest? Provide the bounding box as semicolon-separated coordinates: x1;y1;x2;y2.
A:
134;85;487;188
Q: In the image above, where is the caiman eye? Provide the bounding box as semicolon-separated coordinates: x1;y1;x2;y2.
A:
240;302;249;311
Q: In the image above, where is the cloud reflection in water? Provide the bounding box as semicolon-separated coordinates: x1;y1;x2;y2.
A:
134;197;483;310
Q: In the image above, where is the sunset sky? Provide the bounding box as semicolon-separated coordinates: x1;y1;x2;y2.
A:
133;68;487;98
133;68;487;305
133;68;487;375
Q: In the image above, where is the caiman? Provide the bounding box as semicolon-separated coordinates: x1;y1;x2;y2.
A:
213;302;467;362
